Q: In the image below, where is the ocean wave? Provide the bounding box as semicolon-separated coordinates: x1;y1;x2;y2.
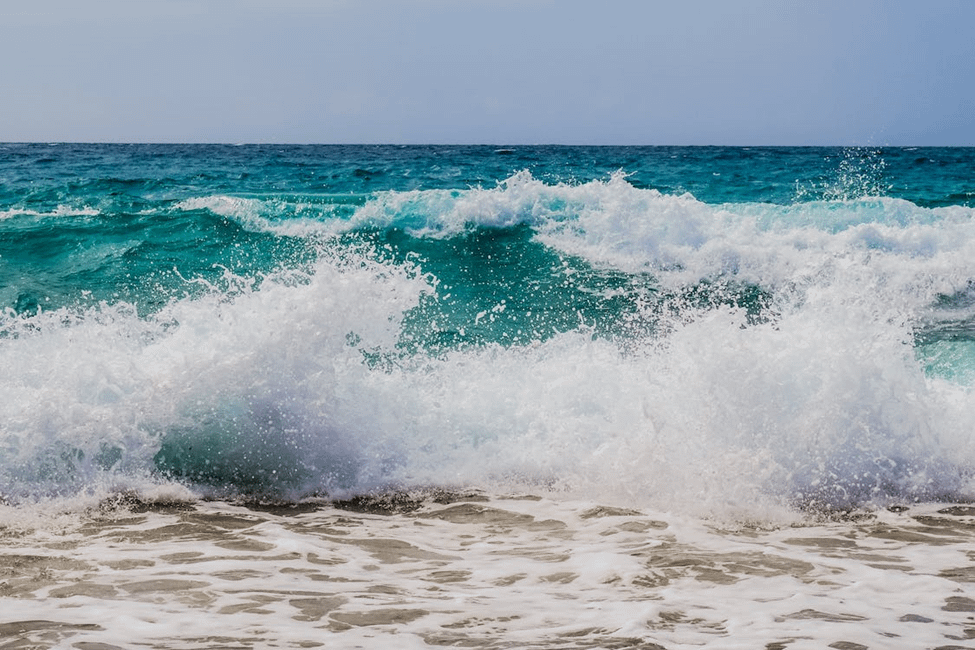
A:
0;251;431;503
173;195;358;237
342;172;975;321
5;161;975;518
170;175;975;295
2;240;973;516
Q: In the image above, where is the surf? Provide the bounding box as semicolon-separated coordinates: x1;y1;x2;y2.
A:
2;145;975;520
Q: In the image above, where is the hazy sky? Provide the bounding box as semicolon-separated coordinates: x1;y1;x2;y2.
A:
2;0;973;145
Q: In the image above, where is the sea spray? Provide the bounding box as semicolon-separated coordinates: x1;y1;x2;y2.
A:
1;249;432;500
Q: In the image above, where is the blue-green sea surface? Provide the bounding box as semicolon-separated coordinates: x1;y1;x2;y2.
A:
2;144;975;516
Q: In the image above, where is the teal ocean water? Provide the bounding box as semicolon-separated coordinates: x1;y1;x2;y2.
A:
2;144;975;515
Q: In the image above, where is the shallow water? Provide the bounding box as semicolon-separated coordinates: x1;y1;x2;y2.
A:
2;493;974;649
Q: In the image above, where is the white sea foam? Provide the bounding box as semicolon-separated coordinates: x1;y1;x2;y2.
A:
0;252;431;502
0;205;100;221
2;251;974;516
347;172;975;299
174;195;352;237
175;175;975;313
2;497;974;649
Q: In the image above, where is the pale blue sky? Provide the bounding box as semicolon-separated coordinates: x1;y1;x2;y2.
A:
2;0;973;145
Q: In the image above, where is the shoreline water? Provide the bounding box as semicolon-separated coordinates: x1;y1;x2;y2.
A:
2;491;975;649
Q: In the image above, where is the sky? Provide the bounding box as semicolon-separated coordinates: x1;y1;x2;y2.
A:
1;0;973;145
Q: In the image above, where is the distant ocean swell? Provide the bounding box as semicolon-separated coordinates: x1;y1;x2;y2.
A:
1;145;974;518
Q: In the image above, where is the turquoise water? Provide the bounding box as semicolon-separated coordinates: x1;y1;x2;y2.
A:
2;144;975;514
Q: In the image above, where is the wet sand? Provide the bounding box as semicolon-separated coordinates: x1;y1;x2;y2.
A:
1;494;974;649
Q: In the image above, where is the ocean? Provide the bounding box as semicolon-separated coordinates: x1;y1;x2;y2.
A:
1;143;974;648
